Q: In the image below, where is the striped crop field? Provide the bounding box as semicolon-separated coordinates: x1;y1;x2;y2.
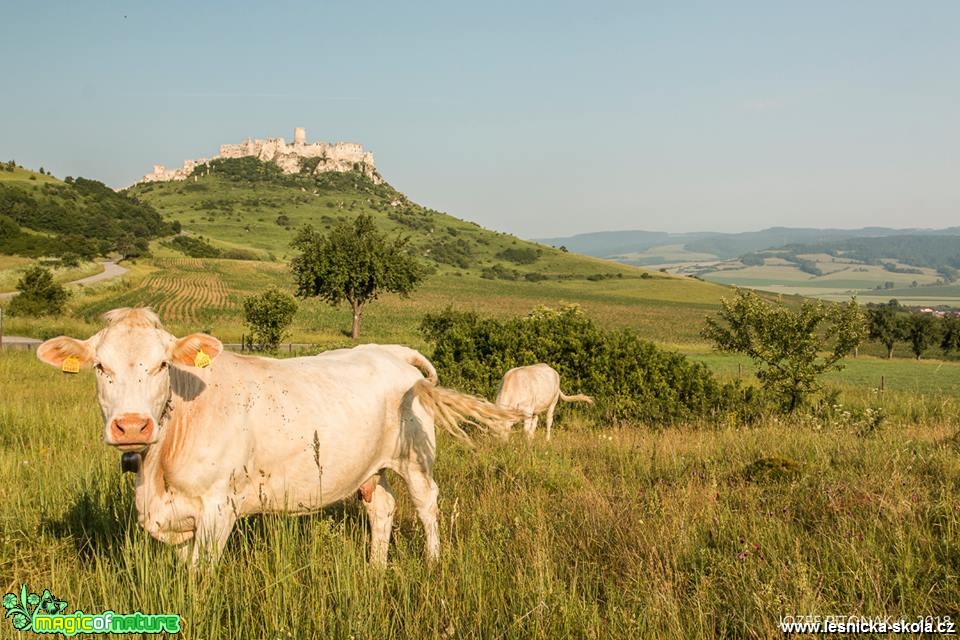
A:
74;259;290;327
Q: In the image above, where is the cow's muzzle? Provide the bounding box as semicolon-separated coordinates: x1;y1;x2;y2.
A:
108;413;157;451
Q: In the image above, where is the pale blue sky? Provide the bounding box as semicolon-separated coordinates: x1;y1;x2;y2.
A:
1;1;957;237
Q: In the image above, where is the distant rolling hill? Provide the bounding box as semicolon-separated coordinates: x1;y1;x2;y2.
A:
538;226;960;308
537;227;960;262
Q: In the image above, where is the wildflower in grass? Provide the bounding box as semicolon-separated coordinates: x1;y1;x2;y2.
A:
2;593;16;609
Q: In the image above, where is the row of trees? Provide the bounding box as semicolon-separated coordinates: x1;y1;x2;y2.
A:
866;300;960;359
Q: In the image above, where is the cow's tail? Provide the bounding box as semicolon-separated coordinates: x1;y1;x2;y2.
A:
559;390;594;404
412;380;525;447
385;345;439;384
405;351;439;384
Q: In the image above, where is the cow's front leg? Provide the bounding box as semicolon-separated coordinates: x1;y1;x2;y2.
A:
190;500;238;567
174;540;194;564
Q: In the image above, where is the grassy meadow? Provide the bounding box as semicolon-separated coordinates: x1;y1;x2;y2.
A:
2;348;960;638
0;258;104;294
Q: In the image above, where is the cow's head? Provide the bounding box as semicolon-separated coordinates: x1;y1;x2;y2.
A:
36;308;222;452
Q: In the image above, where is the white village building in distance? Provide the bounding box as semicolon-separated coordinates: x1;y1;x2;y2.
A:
140;127;381;184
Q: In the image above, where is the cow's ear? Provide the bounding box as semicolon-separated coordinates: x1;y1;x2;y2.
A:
169;333;223;368
37;336;94;370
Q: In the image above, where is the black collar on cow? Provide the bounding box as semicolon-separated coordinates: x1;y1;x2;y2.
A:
120;397;173;474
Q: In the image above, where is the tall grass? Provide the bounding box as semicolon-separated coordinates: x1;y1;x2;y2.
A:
2;351;959;638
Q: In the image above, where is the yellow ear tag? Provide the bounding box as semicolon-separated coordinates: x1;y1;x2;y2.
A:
62;355;81;374
194;349;212;369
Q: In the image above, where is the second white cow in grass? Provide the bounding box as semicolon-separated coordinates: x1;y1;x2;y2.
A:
495;364;593;441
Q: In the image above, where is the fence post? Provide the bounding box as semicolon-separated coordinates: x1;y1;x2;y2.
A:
241;334;244;352
0;307;4;349
737;362;741;381
880;375;884;393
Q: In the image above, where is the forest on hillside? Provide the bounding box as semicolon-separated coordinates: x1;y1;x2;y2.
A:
0;176;175;259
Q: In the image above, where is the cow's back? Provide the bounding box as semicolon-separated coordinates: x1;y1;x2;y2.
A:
495;364;561;414
165;346;431;515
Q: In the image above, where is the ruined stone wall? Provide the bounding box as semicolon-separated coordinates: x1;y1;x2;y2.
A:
141;128;380;184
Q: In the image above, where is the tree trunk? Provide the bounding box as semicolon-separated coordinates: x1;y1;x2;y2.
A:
351;301;363;339
887;345;894;359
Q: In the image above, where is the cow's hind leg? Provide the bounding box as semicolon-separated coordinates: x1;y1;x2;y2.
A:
361;473;396;567
402;468;440;562
545;400;558;442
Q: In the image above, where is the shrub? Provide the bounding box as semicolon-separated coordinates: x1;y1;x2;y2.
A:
480;264;520;280
702;289;866;412
420;305;739;425
7;266;69;316
243;288;299;351
221;248;259;260
428;238;475;269
496;247;541;264
165;235;221;258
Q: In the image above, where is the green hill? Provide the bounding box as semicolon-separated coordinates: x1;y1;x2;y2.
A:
126;158;636;280
0;157;732;345
0;162;173;259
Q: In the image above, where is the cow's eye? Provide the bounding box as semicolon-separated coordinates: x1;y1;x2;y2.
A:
159;361;168;371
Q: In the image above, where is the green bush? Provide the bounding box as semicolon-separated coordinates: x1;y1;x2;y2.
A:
495;247;541;264
7;266;69;317
221;248;260;261
420;305;740;425
243;288;298;351
480;264;520;280
165;235;222;258
428;238;475;268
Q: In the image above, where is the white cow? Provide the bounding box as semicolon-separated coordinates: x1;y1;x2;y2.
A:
37;308;522;566
494;363;594;441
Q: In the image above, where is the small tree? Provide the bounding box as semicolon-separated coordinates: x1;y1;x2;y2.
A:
290;214;425;339
242;288;298;351
941;316;960;356
866;299;904;358
901;313;940;360
702;289;865;412
7;266;69;316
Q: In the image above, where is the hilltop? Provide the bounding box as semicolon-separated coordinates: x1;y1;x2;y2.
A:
140;127;379;185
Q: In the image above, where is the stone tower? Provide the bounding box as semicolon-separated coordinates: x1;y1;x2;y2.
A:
294;127;306;146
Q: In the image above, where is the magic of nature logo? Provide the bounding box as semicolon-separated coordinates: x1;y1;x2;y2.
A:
3;585;180;636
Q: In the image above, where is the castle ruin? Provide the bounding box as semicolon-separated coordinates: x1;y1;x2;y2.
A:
140;128;380;184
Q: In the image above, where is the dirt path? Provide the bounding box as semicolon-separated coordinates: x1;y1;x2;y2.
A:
0;261;127;300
